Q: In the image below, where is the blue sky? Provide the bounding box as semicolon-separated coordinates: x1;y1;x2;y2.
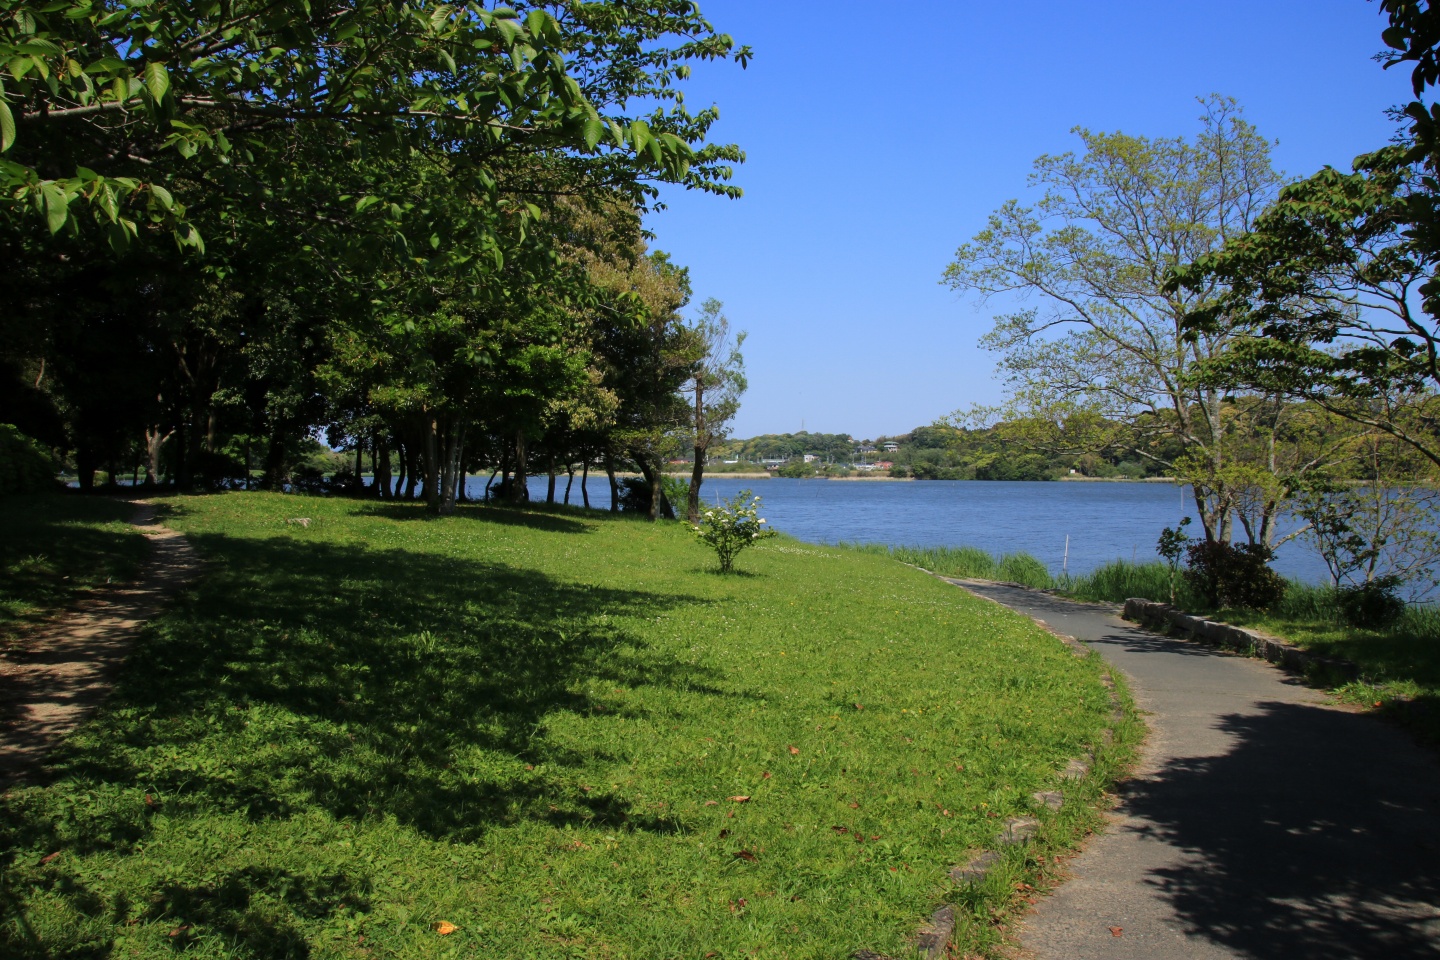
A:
642;0;1417;441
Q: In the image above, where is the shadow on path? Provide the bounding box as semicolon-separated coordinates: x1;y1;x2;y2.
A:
952;579;1440;960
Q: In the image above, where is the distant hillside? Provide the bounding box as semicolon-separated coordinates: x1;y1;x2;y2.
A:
712;425;1167;481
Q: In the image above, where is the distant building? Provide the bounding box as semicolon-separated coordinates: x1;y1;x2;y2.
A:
875;460;893;470
803;453;819;463
883;442;899;453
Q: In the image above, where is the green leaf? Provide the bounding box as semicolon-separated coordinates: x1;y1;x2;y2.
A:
628;120;652;152
143;61;168;101
0;96;13;153
582;116;604;150
41;182;68;233
150;183;173;210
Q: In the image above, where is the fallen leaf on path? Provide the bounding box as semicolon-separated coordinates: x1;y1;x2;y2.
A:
788;745;800;755
728;795;750;803
434;922;458;936
704;800;718;806
1109;926;1123;937
734;850;758;862
38;852;60;865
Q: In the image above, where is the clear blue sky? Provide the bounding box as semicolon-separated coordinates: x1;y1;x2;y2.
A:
642;0;1416;441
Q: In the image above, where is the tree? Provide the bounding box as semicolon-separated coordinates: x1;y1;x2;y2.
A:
683;298;747;522
941;96;1290;542
0;2;748;247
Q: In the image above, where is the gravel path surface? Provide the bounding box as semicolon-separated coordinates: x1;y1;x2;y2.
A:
0;501;199;790
951;579;1440;960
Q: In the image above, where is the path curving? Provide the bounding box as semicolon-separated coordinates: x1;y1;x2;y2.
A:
0;500;200;790
949;579;1440;960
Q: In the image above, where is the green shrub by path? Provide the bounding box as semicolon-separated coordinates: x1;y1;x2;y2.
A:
0;493;1122;960
0;425;57;496
0;494;151;645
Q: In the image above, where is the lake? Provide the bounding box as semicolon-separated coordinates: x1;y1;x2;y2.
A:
479;475;1335;585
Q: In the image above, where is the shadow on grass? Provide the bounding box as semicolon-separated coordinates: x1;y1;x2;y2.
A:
1122;700;1440;960
352;500;595;534
4;531;722;856
0;494;150;644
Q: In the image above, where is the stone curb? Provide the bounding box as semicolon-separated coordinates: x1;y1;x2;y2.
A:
853;575;1127;960
1120;597;1359;681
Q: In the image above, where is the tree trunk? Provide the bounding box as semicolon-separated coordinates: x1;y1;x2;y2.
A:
423;414;439;511
435;419;464;516
564;463;575;505
374;434;392;499
546;459;557;504
509;430;529;504
581;461;590;509
605;454;619;512
689;381;705;522
689;447;705;524
354;438;365;497
634;453;666;521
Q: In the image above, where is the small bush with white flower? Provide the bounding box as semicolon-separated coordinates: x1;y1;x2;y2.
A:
693;489;777;573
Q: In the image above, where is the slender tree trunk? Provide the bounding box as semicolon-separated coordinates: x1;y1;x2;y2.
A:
423;413;439;511
374;434;392;499
436;420;464;516
175;420;190;489
564;463;575;505
509;430;529;504
355;438;365;496
485;468;498;501
581;461;590;509
546;458;557;504
689;447;705;524
454;432;467;503
605;454;619;512
689;382;705;522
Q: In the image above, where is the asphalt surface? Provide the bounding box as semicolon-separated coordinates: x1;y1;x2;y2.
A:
953;580;1440;960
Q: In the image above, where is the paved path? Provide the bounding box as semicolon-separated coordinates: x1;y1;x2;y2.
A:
0;501;199;789
952;580;1440;960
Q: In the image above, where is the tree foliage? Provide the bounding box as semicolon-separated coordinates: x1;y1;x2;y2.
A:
942;97;1358;543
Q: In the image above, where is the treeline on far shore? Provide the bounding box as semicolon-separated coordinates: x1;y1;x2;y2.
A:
707;425;1165;481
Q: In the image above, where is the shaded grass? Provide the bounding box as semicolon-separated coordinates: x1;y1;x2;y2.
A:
0;493;1123;960
0;494;151;647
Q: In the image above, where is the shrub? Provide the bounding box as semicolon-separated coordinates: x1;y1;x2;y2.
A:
693;489;776;573
1336;575;1406;628
618;476;687;518
1183;539;1287;610
0;424;57;495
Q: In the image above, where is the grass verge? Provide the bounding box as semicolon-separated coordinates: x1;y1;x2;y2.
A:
0;494;151;648
0;493;1124;959
863;540;1440;747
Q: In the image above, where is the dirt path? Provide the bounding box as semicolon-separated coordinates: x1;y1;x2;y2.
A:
0;500;200;790
950;580;1440;960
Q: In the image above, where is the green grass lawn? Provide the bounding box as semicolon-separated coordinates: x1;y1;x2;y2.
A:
881;542;1440;748
0;493;1131;959
0;494;152;648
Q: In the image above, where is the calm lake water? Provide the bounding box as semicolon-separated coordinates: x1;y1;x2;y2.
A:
480;475;1334;585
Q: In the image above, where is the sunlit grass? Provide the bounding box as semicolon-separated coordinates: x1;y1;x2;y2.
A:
0;493;1127;959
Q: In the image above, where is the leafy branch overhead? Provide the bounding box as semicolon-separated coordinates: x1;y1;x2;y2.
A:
0;1;750;246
